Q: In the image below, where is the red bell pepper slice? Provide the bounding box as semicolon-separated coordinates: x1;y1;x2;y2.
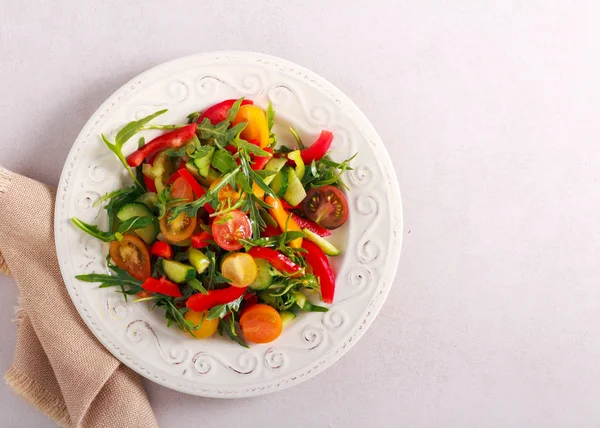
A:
290;213;331;237
141;276;182;298
175;168;215;214
301;240;335;304
150;241;174;259
143;175;157;192
300;130;334;164
126;124;197;167
280;200;299;210
191;231;213;249
251;147;273;171
198;99;254;125
165;169;182;185
260;224;281;238
247;247;304;277
186;286;247;312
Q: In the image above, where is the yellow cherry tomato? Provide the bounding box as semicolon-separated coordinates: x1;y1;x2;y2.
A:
221;252;258;288
232;105;269;149
184;310;219;338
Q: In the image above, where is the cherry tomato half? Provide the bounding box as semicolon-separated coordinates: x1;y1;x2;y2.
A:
211;210;252;251
184;310;219;338
160;205;197;242
301;185;349;229
221;252;258;288
240;304;283;344
232;105;269;149
210;178;244;204
109;234;151;281
171;176;194;202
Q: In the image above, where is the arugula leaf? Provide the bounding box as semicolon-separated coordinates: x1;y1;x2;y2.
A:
72;216;155;242
253;170;277;180
187;111;200;123
116;216;156;233
76;261;144;302
169;168;240;220
241;231;305;250
289;126;304;149
211;149;237;173
266;101;275;132
232;137;271;157
218;317;248;348
227;98;245;123
93;186;138;208
115;109;168;146
102;109;167;189
206;294;245;320
187;278;208;295
197;119;247;149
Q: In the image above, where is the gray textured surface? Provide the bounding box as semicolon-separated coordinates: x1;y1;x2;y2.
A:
2;1;600;427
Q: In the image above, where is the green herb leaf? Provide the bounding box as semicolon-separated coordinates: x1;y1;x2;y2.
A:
266;101;275;132
211;149;237;174
226;98;245;123
116;216;156;234
289;126;304;149
187;278;208;295
115;109;168;147
71;218;115;242
218;317;248;348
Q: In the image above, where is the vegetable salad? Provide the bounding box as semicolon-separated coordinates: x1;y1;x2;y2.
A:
74;98;354;346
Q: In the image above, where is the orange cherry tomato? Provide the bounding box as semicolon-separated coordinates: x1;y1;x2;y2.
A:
160;205;197;242
211;210;252;251
232;105;269;149
171;176;194;202
240;304;283;344
109;234;151;281
209;178;244;203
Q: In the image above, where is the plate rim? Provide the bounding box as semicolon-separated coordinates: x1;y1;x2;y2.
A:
54;50;403;397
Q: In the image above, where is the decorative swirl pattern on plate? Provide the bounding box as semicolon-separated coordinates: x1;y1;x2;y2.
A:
355;195;382;264
126;320;189;365
335;267;373;304
322;309;345;331
349;165;374;187
192;351;258;375
263;326;326;371
88;164;107;183
195;73;264;98
167;79;189;103
267;85;333;127
105;298;129;321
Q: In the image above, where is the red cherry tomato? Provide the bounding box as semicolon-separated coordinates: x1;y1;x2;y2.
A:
211;210;252;251
170;176;194;202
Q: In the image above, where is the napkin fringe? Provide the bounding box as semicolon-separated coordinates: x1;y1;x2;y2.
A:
0;251;9;276
5;366;72;428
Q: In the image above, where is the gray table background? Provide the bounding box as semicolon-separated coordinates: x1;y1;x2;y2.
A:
2;1;600;427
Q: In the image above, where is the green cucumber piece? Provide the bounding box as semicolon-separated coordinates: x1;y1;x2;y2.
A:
250;258;273;290
280;310;296;326
193;147;215;178
287;150;305;180
291;290;307;309
263;158;288;185
301;228;340;256
270;166;290;197
136;192;158;213
162;259;196;283
283;166;307;207
188;248;210;274
116;202;158;244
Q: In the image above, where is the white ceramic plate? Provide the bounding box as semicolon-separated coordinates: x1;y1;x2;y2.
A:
55;51;403;397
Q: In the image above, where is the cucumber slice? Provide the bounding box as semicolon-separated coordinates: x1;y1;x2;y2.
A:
263;158;288;185
136;192;158;213
280;310;296;327
287;150;305;181
249;258;273;290
185;161;201;179
162;259;196;283
270;166;289;197
302;228;340;256
193;147;215;178
283;166;307;207
188;248;210;274
116;202;158;244
291;290;307;309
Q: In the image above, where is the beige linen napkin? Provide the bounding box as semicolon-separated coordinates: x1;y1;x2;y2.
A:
0;168;158;428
